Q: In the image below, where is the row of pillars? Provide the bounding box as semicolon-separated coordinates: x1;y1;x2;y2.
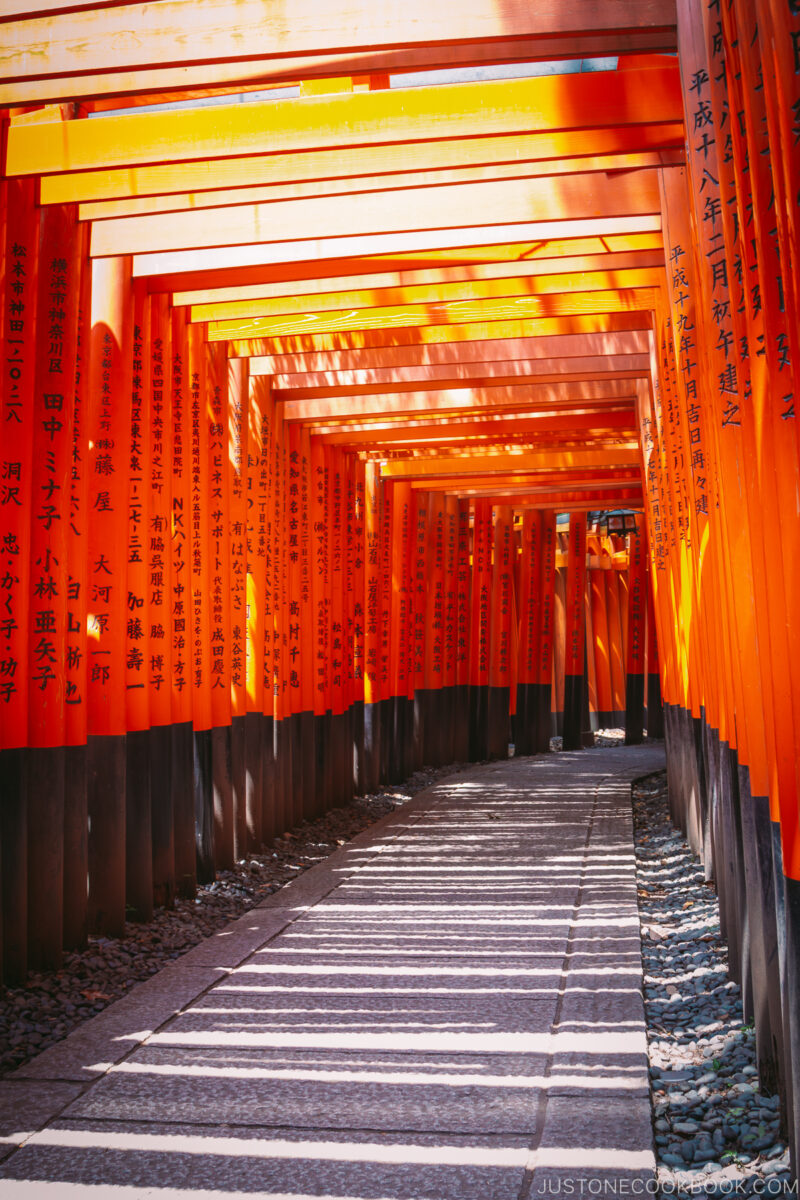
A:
643;0;800;1176
0;174;660;989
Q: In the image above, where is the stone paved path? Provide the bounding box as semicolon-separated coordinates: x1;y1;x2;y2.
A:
0;744;664;1199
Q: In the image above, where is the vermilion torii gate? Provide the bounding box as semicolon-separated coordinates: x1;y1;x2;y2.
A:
1;0;800;1175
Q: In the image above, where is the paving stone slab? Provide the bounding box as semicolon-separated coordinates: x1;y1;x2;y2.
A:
0;1082;86;1163
61;1046;551;1134
0;1122;533;1199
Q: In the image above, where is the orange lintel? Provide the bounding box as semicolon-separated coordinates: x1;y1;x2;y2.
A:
144;232;666;295
227;310;654;359
208;288;658;343
280;379;639;423
190;267;666;326
8;66;682;176
246;329;652;376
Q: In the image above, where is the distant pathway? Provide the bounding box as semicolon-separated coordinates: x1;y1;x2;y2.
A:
0;744;665;1199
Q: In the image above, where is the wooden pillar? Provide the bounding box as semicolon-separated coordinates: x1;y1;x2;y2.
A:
227;355;248;861
310;435;331;812
468;499;491;761
535;512;557;753
352;458;366;793
86;254;132;936
563;514;587;751
169;307;195;899
124;282;153;922
625;530;646;744
64;223;90;947
1;177;38;982
515;510;543;756
147;293;174;905
27;202;82;967
454;498;471;763
362;459;381;791
487;505;512;760
206;340;234;868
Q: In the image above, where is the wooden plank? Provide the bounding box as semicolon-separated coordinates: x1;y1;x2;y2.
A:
207;287;658;342
81;151;683;223
142;232;666;294
269;358;650;398
381;448;639;478
317;410;638;446
175;250;666;310
228;310;654;358
303;403;637;435
279;379;638;423
246;330;652;376
90;171;662;258
6;66;682;177
131;217;663;279
0;3;676;100
0;34;679;106
40;126;683;207
189;267;666;325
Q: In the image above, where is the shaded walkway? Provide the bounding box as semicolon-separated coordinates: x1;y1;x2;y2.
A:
0;744;664;1199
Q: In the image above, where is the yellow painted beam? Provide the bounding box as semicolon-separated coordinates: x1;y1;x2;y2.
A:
246;329;652;376
131;216;662;278
190;266;665;325
6;64;682;174
90;170;662;258
280;379;639;422
207;287;658;342
227;310;654;358
79;150;683;222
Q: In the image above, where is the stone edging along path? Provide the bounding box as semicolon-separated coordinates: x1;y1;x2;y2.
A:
632;771;794;1197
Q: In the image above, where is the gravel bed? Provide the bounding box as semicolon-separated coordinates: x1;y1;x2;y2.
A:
633;770;795;1196
0;762;468;1078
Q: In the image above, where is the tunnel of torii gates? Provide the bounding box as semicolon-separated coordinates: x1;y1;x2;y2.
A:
2;0;800;1170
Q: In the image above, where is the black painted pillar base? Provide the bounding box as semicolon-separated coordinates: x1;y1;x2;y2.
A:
125;729;153;923
150;724;174;911
194;728;215;885
624;673;645;745
468;685;488;762
486;686;510;760
0;747;27;984
363;701;381;793
740;779;783;1099
562;673;584;752
63;743;88;948
783;876;800;1176
532;682;553;754
352;700;365;798
171;721;196;900
440;686;455;766
514;683;533;756
27;746;64;972
342;705;355;806
647;671;664;738
244;711;263;852
231;714;247;862
259;715;275;845
300;710;316;822
316;711;331;816
290;711;304;827
453;684;470;763
388;694;405;783
275;716;292;836
87;732;127;936
212;723;234;870
379;697;392;783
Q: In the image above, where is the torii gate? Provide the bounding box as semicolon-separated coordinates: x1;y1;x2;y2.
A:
1;0;800;1176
